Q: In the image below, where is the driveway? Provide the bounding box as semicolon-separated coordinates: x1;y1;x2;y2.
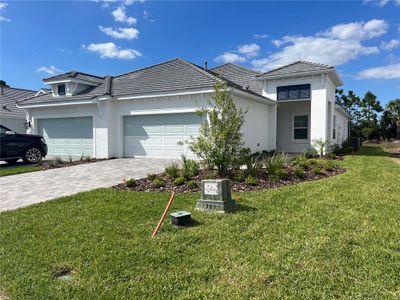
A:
0;158;170;212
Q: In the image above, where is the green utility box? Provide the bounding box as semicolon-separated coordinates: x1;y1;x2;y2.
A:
195;179;237;213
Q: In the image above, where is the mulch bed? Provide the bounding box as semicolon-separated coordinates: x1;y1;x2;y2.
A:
113;165;346;193
40;158;108;170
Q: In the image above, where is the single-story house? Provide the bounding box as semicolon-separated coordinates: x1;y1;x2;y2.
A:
0;86;37;133
17;59;351;159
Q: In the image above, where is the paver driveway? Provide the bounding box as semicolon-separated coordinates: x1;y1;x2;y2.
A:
0;158;170;212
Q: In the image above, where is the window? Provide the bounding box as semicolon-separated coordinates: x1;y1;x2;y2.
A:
57;84;66;96
277;84;311;100
293;115;308;140
332;114;337;139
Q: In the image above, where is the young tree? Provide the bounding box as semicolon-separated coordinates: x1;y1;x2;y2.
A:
335;89;362;137
188;80;247;177
386;99;400;139
359;91;383;140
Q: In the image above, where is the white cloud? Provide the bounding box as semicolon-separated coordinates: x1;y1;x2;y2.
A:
251;19;386;71
380;39;400;51
253;33;268;39
0;1;11;22
99;26;139;39
37;65;63;75
237;43;260;58
321;19;388;41
84;42;141;59
214;52;246;64
112;6;136;25
363;0;389;7
357;63;400;79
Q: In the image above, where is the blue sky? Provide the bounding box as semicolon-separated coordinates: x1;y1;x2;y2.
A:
1;0;399;106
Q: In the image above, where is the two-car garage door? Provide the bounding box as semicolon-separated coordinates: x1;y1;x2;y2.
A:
123;113;201;158
38;117;93;157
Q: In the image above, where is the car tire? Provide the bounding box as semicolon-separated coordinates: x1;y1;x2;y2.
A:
4;159;19;164
22;146;43;164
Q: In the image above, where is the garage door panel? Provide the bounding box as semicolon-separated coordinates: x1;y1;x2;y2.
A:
38;117;93;157
124;113;201;158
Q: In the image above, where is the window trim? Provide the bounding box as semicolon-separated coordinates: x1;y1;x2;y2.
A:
277;84;311;101
292;113;310;143
332;114;337;140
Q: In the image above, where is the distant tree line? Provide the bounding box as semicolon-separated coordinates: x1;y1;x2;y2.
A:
336;89;400;141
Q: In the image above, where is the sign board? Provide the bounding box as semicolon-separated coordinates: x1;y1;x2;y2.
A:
204;182;218;195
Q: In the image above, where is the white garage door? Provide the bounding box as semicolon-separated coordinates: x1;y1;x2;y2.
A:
38;117;93;157
123;113;202;158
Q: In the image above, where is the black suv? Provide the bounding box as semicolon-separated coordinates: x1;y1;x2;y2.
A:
0;125;48;164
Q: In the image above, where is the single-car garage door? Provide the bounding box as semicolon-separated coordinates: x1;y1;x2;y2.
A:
123;113;201;158
38;117;93;157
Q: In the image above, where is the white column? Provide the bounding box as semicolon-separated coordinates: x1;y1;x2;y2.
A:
310;89;328;147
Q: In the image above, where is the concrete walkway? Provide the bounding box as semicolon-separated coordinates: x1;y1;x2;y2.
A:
0;158;170;212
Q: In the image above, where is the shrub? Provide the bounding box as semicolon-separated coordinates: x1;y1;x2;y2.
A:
186;180;198;189
244;154;262;177
173;176;186;186
294;166;305;178
147;173;157;180
55;156;63;165
165;161;180;179
181;155;199;179
202;171;215;180
265;152;287;176
291;153;308;166
233;173;246;183
186;81;247;177
324;160;336;172
313;167;324;175
329;143;341;156
312;138;331;157
304;149;319;158
123;178;136;187
245;175;257;186
84;156;91;162
152;178;165;187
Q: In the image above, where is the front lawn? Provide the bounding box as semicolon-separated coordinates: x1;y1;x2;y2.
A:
0;146;399;299
0;164;43;177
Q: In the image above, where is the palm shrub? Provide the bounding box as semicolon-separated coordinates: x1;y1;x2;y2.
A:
312;138;331;157
180;155;199;179
165;161;180;179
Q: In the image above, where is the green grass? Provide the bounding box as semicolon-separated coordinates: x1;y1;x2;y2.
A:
0;164;43;177
0;146;399;299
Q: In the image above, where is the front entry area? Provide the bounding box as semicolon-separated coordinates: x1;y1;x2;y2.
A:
38;117;93;157
123;113;202;158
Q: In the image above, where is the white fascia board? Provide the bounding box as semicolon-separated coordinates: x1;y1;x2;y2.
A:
114;88;215;101
334;103;352;119
43;78;99;86
127;108;200;116
17;100;94;109
232;88;275;105
256;69;343;86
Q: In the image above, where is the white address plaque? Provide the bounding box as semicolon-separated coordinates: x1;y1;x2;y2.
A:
204;182;218;195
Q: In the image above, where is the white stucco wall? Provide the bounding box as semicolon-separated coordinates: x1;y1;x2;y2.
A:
25;89;274;158
334;105;351;146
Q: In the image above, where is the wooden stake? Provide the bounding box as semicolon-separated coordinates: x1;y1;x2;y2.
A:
151;192;176;238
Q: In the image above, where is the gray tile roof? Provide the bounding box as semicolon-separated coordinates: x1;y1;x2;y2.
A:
43;71;104;84
111;58;217;96
256;61;334;78
0;87;36;117
18;58;271;106
210;63;264;95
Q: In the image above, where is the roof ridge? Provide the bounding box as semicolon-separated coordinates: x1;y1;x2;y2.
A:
0;86;37;93
212;62;261;74
256;60;334;77
44;70;105;81
115;58;183;78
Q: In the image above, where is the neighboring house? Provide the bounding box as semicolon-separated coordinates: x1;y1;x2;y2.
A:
0;86;36;133
17;59;351;159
